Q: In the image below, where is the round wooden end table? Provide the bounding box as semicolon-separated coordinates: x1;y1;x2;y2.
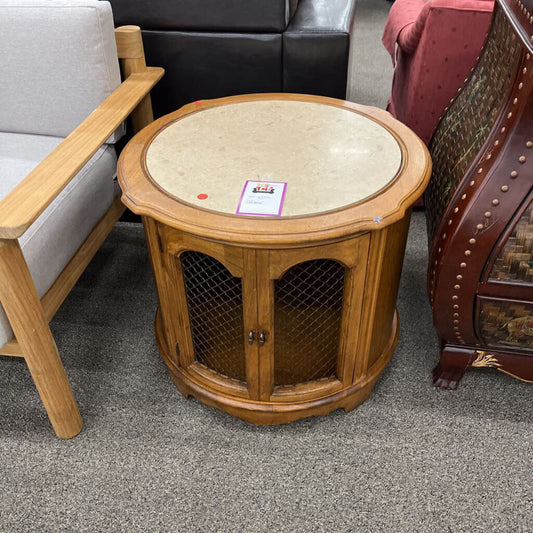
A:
118;94;431;424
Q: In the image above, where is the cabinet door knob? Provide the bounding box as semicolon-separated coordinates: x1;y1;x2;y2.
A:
259;331;266;346
248;330;255;345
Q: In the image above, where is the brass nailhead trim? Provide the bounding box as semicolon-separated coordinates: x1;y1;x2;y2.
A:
501;185;509;192
492;199;500;206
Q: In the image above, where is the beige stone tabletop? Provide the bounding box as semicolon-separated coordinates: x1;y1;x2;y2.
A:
145;100;402;217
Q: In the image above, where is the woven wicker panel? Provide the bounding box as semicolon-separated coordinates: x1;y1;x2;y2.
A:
425;8;522;242
273;260;344;387
479;298;533;349
180;251;246;382
489;197;533;283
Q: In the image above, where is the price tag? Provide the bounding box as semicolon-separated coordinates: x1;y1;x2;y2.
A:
236;180;287;216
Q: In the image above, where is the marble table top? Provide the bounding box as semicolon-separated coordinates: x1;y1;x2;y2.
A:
145;100;402;217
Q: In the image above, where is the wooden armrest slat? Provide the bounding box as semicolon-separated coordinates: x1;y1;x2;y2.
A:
0;66;164;240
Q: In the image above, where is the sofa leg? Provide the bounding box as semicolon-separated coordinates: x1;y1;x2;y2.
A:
0;239;82;438
432;344;475;390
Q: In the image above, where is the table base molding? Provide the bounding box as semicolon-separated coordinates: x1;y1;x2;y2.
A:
156;307;398;424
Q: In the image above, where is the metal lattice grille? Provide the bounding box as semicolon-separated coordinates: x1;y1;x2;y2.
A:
273;260;345;387
489;198;533;283
425;8;522;243
180;251;246;382
479;299;533;350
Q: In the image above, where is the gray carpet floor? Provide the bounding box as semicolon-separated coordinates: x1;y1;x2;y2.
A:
1;1;532;532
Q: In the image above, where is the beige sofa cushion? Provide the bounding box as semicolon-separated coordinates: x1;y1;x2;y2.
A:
0;132;117;346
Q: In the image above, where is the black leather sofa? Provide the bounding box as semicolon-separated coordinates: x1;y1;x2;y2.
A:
108;0;358;117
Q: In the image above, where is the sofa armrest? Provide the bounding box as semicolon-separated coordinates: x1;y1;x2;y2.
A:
382;0;427;60
0;67;163;239
283;0;357;98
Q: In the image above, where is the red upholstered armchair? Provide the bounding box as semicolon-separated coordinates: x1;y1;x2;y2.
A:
382;0;494;146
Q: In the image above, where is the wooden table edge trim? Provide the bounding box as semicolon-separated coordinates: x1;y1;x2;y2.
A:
118;94;431;246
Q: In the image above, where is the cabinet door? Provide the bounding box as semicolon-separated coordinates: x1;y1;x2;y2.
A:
157;226;256;398
257;235;370;401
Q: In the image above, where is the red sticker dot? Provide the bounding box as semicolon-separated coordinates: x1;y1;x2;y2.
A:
193;100;203;106
197;193;208;200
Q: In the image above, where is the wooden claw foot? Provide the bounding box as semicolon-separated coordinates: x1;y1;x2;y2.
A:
432;345;475;390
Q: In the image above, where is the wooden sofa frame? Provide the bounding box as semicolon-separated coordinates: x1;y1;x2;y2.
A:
0;26;164;438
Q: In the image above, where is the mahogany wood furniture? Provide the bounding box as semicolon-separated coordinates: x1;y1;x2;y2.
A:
118;94;430;424
0;9;163;438
425;0;533;388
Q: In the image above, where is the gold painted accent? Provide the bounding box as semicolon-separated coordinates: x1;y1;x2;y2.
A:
472;351;502;368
